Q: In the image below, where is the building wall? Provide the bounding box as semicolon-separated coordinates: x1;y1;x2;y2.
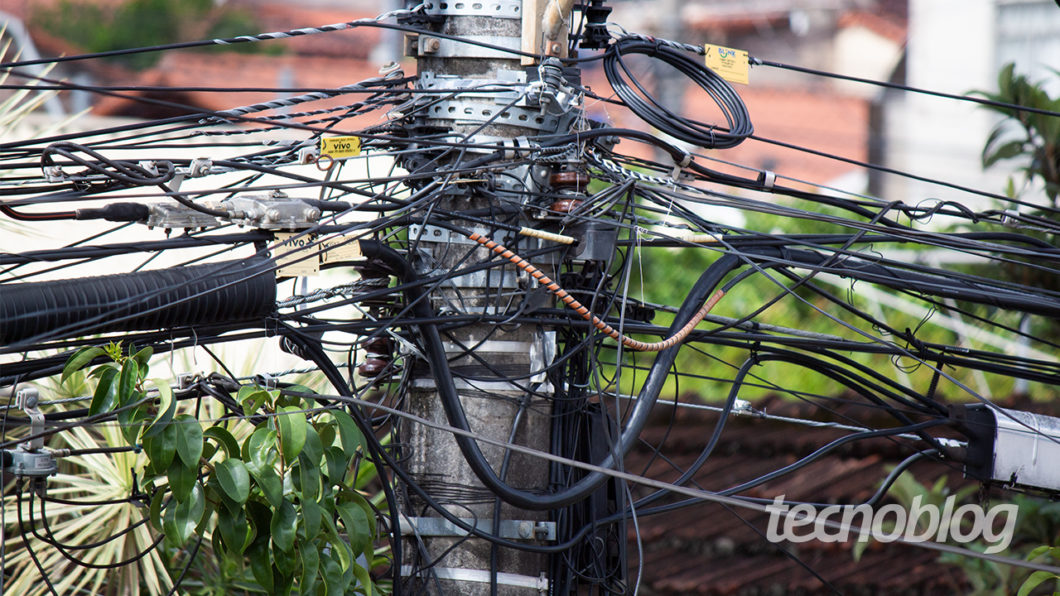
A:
883;0;1060;211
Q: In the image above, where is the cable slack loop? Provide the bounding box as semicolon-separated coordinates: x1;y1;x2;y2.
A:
604;36;753;150
466;231;725;351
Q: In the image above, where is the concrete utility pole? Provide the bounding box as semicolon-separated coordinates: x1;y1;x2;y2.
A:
396;1;579;593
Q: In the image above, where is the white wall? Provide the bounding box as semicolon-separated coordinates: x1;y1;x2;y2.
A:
885;0;1060;212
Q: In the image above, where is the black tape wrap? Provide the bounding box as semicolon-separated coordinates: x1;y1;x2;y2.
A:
1;257;276;345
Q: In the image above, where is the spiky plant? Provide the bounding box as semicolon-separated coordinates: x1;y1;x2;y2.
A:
1;370;171;596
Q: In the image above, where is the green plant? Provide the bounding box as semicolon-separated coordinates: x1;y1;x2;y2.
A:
1017;546;1060;596
5;342;385;594
976;63;1060;207
1;367;171;596
30;0;278;70
860;468;1060;595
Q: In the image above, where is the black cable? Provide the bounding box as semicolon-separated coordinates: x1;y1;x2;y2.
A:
753;57;1060;119
603;37;753;149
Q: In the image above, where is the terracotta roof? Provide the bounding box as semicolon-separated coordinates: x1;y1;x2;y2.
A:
245;4;383;59
838;11;907;44
582;65;869;186
625;394;1052;594
92;51;398;124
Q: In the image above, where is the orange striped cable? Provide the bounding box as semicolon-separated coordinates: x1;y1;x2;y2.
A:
467;232;725;352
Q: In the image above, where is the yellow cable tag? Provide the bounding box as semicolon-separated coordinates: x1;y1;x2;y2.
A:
704;44;749;85
272;232;320;276
319;136;361;158
272;234;366;276
319;236;363;264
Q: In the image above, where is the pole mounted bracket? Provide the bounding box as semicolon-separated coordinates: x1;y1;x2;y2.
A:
400;515;558;541
2;387;58;478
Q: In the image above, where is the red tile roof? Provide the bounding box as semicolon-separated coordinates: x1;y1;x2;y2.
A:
838;11;907;44
582;66;869;186
625;394;1052;594
92;51;401;124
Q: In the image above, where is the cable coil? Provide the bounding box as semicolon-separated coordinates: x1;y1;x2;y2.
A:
603;36;753;149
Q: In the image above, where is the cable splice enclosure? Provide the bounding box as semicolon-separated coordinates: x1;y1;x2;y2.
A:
0;258;276;345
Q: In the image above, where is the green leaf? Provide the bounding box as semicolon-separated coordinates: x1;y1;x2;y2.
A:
298;541;321;596
297;455;321;501
352;563;373;595
331;410;365;457
318;423;336;450
249;466;283;509
143;421;176;472
215;500;250;551
274;539;299;577
204;426;240;459
62;346;105;385
117;401;148;445
132;346;153;371
336;501;371;556
247;538;275;593
271;499;298;553
89;367;118;416
244;426;277;464
174;414;204;467
145;379;174;433
983;139;1026;168
215;459;251;505
1017;570;1059;596
116;358;140;408
321;549;343;595
239;386;271;417
302;425;324;466
168;458;197;502
163;483;204;546
277;406;307;462
149;488;166;532
301;496;321;541
324;446;347;482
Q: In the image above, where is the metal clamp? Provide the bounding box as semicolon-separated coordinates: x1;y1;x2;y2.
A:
3;387;58;478
400;515;557;541
422;0;522;18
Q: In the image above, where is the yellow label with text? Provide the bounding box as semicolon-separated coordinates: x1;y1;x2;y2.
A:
319;136;361;158
272;232;321;276
272;233;365;277
704;44;749;85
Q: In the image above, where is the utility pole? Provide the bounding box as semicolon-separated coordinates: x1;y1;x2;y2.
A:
394;1;579;593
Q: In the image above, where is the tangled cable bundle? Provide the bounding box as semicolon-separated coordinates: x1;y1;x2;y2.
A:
604;36;753;149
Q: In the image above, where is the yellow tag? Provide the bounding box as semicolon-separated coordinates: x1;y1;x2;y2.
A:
272;232;320;276
319;235;364;264
319;136;361;158
704;44;749;85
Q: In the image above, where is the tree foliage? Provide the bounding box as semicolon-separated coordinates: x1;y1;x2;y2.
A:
31;0;278;70
55;342;384;595
976;63;1060;207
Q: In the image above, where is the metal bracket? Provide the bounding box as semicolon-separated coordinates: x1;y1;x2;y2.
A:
146;203;220;230
418;34;522;59
422;0;522;18
399;566;549;593
3;387;58;478
400;515;557;541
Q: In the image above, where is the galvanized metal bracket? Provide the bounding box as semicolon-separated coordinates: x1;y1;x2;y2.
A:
400;515;557;541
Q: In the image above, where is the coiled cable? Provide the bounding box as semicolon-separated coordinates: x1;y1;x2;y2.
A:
603;36;753;149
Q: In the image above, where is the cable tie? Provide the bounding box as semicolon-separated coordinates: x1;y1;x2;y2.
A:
670;151;692;180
